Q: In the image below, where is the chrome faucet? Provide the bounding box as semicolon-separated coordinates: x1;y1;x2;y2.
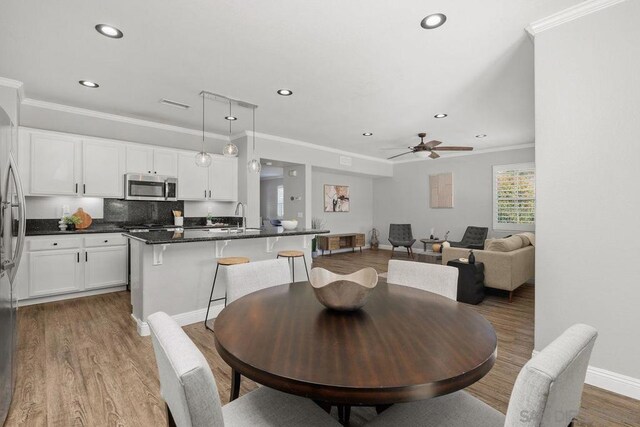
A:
234;202;246;232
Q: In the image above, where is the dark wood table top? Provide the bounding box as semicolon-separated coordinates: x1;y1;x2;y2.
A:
214;279;497;405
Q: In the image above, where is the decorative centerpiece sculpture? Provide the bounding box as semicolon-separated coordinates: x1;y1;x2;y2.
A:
309;267;378;311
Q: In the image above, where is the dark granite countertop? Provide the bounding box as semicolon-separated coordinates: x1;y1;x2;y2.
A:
124;228;330;245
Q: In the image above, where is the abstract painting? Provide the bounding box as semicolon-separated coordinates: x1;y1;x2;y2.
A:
429;173;454;208
324;184;350;212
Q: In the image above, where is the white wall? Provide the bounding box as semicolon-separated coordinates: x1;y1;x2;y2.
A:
260;177;283;220
312;168;374;241
372;148;535;246
534;0;640;388
283;165;305;223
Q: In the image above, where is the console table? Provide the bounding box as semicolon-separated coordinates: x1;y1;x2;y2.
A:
317;233;365;255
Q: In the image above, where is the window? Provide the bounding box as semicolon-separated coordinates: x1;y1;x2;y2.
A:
493;163;535;231
276;185;284;218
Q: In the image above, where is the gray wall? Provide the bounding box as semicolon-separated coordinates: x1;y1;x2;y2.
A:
372;148;535;246
283;165;306;223
260;177;283;220
312;169;374;242
534;1;640;382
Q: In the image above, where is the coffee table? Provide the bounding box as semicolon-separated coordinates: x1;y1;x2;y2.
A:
417;250;442;264
420;238;444;252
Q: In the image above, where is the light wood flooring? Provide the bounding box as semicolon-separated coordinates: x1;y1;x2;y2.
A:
6;249;640;426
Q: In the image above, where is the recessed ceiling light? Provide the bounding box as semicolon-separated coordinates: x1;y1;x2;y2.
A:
95;24;123;39
475;134;487;138
277;89;293;96
363;132;373;136
434;113;448;118
79;80;99;88
421;13;447;30
224;116;238;121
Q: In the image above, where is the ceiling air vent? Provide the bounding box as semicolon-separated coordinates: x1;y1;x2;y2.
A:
160;98;191;110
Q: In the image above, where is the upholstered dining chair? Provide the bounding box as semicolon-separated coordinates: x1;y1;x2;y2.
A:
388;224;416;258
386;260;458;301
222;258;291;400
365;324;598;427
225;258;291;304
449;226;488;250
148;312;340;427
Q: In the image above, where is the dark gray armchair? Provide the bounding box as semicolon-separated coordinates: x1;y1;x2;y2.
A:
449;226;488;250
388;224;416;258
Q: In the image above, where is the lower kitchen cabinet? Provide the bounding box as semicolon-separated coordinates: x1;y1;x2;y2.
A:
29;249;83;297
19;233;128;303
85;246;127;289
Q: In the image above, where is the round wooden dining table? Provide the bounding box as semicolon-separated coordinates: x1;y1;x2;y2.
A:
214;279;497;407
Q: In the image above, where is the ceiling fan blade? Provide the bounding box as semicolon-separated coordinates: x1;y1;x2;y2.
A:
387;151;413;160
431;146;474;151
425;140;443;149
429;151;440;159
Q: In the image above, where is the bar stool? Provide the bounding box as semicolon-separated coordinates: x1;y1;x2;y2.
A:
276;250;310;283
204;256;250;331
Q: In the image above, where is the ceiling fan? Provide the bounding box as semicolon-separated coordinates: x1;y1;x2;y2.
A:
387;133;473;160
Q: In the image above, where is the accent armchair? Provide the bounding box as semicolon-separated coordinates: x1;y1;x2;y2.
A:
449;226;488;249
388;224;416;258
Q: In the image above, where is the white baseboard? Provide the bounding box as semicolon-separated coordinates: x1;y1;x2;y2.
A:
133;303;225;336
18;285;127;307
532;350;640;400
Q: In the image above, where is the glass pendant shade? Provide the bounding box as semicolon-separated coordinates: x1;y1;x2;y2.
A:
223;142;239;157
195;151;212;167
247;158;262;173
414;151;430;159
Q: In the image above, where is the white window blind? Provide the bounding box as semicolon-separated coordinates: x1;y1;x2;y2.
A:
492;163;535;231
277;185;284;218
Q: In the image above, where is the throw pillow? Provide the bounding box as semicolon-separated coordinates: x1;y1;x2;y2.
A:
485;235;523;252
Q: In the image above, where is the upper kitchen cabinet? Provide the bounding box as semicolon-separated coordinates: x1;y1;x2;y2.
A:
82;140;125;198
209;156;238;201
177;152;209;200
153;149;178;176
28;131;81;196
126;146;178;176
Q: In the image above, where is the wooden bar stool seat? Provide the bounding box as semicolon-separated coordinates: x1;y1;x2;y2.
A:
217;257;250;266
277;251;309;283
204;257;251;331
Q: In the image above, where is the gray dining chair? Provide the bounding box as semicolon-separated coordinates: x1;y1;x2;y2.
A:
226;258;291;304
365;324;598;427
148;312;341;427
386;260;459;301
388;224;416;258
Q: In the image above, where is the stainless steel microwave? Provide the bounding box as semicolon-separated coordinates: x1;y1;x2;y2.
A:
124;174;178;201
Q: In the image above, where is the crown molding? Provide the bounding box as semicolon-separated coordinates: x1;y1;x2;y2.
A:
392;143;535;164
236;130;393;164
21;98;228;141
0;77;25;101
526;0;627;37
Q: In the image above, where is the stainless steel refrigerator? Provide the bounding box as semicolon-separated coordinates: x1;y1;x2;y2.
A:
0;106;26;425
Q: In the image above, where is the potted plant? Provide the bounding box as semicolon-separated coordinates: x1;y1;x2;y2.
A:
311;217;326;258
63;215;82;231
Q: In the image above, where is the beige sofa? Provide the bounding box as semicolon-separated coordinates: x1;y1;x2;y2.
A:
442;234;535;302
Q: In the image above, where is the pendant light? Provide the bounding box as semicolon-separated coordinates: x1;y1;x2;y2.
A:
195;93;213;167
247;107;261;173
222;100;239;157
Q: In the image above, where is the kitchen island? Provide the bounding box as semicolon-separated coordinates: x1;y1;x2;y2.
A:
124;227;328;335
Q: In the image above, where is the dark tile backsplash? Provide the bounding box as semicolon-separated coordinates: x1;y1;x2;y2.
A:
103;199;184;224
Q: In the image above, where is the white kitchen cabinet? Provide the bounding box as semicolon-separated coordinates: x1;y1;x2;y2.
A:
178;152;209;200
153;149;179;176
209;156;238;201
84;246;127;289
29;132;81;196
126;145;154;174
126;146;178;176
83;140;125;197
29;249;83;297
